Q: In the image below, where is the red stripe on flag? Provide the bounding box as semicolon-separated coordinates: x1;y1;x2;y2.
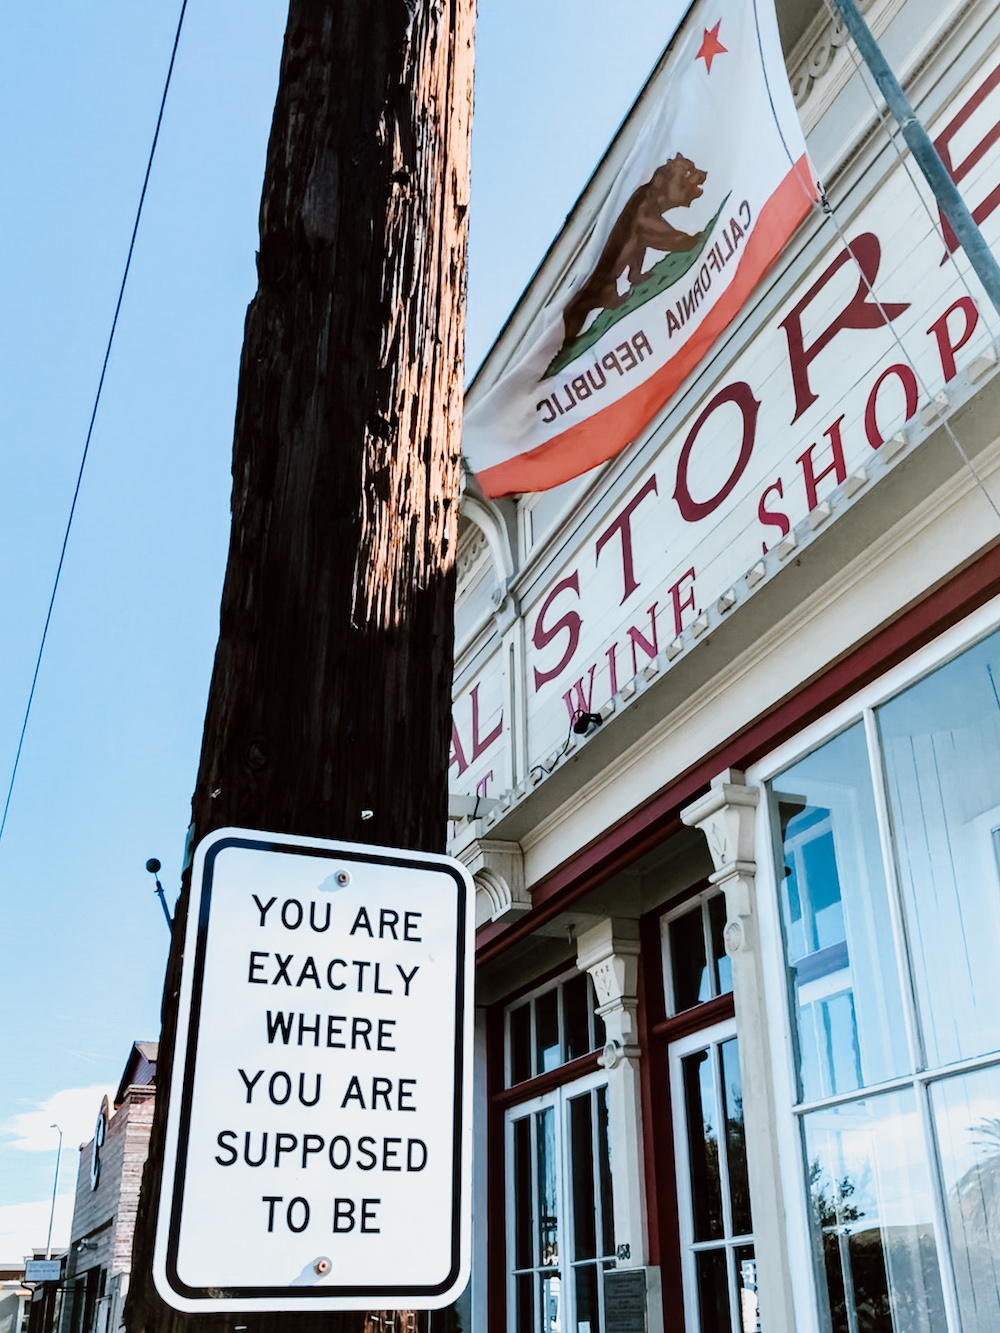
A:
475;156;816;500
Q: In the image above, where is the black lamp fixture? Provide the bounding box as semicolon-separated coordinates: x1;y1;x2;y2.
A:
146;858;173;931
571;710;604;736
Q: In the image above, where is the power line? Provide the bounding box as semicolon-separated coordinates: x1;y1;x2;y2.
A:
0;0;190;852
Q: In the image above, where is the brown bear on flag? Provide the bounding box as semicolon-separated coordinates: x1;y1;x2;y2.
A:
560;153;708;351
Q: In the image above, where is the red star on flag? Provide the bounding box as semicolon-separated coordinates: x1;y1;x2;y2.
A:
696;21;727;73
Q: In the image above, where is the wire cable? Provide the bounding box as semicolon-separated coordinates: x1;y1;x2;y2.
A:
0;0;190;851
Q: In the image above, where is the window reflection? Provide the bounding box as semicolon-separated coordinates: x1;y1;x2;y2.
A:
514;1118;533;1269
734;1246;759;1333
771;626;1000;1333
772;723;909;1102
932;1064;1000;1333
508;1083;614;1333
879;629;1000;1067
537;1107;558;1266
695;1249;730;1333
721;1039;751;1238
674;1031;754;1333
683;1049;724;1241
596;1087;614;1260
540;1274;561;1333
708;894;733;998
672;905;710;1010
536;992;560;1075
804;1090;947;1333
666;893;733;1014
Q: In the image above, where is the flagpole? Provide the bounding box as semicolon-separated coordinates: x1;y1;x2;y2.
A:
830;0;1000;322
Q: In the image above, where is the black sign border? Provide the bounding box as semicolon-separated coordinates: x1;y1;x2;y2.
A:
163;835;469;1304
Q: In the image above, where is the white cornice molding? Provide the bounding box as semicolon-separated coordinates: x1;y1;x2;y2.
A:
788;0;888;127
460;494;515;585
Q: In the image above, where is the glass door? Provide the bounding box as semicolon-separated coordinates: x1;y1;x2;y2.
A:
670;1019;759;1333
506;1071;615;1333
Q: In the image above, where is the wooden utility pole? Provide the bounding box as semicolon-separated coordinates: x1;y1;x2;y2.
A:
126;1;474;1329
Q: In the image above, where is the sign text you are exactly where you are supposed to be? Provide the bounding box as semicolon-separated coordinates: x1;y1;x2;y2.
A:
151;829;475;1314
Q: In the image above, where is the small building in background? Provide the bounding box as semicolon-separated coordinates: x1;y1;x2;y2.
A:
23;1252;66;1333
58;1043;156;1333
0;1261;30;1333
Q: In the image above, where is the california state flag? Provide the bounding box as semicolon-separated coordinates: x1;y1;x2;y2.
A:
464;0;816;499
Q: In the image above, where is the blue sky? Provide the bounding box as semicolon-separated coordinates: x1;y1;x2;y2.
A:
0;0;687;1259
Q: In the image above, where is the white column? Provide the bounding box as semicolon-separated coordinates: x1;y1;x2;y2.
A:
681;769;796;1333
576;918;647;1267
577;918;663;1333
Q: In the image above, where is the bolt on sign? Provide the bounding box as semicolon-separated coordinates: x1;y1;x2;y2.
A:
152;828;475;1313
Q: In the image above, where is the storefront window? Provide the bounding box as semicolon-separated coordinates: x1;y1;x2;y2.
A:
504;972;615;1333
768;623;1000;1333
772;723;909;1102
507;973;606;1085
931;1064;1000;1333
507;1078;615;1333
803;1090;946;1333
878;632;1000;1068
670;1021;758;1333
663;891;733;1015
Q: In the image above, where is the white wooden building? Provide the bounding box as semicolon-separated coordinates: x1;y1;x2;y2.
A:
451;1;1000;1330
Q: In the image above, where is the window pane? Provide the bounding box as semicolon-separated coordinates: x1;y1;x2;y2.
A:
511;1004;532;1086
879;629;1000;1066
574;1265;600;1333
931;1063;1000;1333
537;992;560;1075
734;1245;758;1333
540;1274;561;1333
720;1038;751;1237
683;1049;724;1241
772;723;910;1101
803;1089;947;1333
671;906;710;1011
708;894;733;997
596;1086;614;1258
513;1116;533;1269
564;973;591;1063
593;989;607;1053
537;1107;559;1266
516;1273;535;1333
570;1093;597;1260
695;1249;730;1333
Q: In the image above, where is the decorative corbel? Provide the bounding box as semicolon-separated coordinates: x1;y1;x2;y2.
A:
459;838;528;927
576;918;641;1065
681;768;760;955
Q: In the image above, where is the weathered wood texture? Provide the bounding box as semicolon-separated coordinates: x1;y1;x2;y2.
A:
126;0;474;1328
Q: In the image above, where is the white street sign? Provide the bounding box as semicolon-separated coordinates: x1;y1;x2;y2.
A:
152;828;475;1313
